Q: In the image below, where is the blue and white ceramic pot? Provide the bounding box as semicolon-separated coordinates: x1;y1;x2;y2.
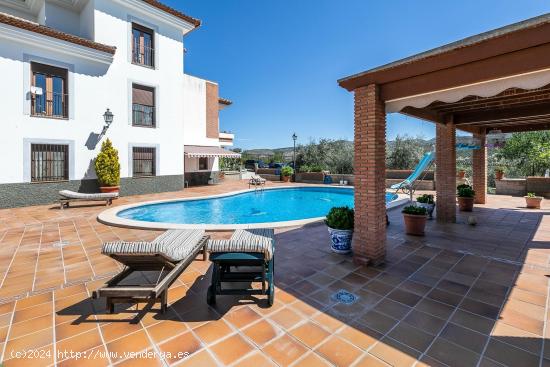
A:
327;227;353;254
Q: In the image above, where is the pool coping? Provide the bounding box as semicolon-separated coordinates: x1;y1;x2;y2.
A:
97;184;410;231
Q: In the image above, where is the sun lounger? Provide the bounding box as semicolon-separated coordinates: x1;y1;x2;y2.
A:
206;228;275;306
59;190;118;209
248;175;266;189
390;151;435;195
92;229;209;313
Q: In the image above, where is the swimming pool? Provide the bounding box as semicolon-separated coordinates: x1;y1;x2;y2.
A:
98;186;408;230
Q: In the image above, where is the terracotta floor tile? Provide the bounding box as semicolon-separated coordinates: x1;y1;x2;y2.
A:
209;333;255;365
439;322;488;354
4;327;53;358
289;321;330;348
294;352;332;367
491;321;542;355
312;311;346;333
450;309;495;335
12;302;52;324
225;306;262;329
177;349;217;366
316;335;362;367
388;322;435;352
194;319;234;345
499;307;544;335
359;310;399;334
145;318;188;344
235;350;278;367
15;292;52;310
403;310;446;335
263;334;308;367
484;338;540;367
2;344;53;366
242;319;282;346
354;354;389;367
373;298;411;320
56;328;103;358
158;331;202;365
114;349;163;367
106;329;151;360
337;324;382;350
369;339;419;367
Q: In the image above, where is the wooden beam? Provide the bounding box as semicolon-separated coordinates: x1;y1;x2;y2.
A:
400;106;444;124
453;103;550;125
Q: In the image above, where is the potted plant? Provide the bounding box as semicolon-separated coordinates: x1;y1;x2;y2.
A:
525;192;543;209
402;205;428;236
416;194;435;219
94;138;120;193
281;166;294;182
325;206;354;254
457;184;475;211
457;169;466;179
495;167;504;180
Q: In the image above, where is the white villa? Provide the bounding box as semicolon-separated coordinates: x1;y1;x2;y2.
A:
0;0;238;208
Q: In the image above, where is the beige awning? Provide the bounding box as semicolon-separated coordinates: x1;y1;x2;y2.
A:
184;145;241;158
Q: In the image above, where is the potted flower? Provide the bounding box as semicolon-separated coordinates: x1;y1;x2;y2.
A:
416;194;435;219
457;169;466;179
495;167;504;180
281;166;294;182
402;205;428;236
325;206;354;254
94;138;120;193
457;184;475;211
525;192;543;209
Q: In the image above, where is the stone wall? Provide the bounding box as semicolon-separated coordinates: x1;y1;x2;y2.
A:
495;178;526;196
184;171;220;186
526;177;550;198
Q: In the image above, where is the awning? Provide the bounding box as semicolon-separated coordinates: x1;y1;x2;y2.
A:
184;145;241;158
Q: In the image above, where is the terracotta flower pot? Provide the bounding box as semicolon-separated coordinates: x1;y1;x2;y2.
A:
495;171;504;180
457;196;474;211
403;213;427;236
457;170;466;179
282;175;291;183
525;196;542;209
100;186;119;194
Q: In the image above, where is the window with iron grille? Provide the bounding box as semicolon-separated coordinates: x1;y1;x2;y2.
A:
132;23;154;67
31;62;68;118
132;84;155;127
133;147;156;177
31;144;69;182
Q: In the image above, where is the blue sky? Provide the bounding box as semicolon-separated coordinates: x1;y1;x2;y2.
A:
166;1;550;149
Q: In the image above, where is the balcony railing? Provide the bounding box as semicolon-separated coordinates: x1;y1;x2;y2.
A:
31;92;68;118
132;104;155;127
132;44;154;68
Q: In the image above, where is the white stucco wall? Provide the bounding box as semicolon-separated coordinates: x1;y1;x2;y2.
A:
0;0;189;184
42;2;81;36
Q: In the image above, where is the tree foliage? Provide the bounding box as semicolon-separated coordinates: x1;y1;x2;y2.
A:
495;131;550;176
94;138;120;187
296;139;354;174
386;134;430;170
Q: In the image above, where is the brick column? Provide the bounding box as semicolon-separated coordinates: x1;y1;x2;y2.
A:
435;117;456;223
352;84;386;266
472;131;487;204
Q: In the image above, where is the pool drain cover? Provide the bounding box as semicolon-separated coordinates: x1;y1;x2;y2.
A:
53;241;71;248
331;290;358;305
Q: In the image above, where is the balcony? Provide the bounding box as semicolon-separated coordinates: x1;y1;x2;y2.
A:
31;92;68;119
219;132;234;147
132;103;155;127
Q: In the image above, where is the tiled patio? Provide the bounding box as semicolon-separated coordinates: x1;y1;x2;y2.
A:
0;181;549;366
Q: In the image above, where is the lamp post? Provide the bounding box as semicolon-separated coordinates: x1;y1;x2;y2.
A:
292;133;297;178
101;108;114;137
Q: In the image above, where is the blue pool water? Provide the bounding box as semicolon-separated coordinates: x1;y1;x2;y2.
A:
118;187;398;225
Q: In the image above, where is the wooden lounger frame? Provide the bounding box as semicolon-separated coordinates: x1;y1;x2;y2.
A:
92;235;209;313
59;197;114;209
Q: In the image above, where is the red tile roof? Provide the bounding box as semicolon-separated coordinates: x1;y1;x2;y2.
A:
218;97;233;106
0;12;116;55
141;0;201;28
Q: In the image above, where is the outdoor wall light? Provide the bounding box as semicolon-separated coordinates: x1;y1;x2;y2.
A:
101;108;114;136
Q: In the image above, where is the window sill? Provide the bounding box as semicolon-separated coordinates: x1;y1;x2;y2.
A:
131;62;155;70
131;124;157;128
132;175;157;179
30;114;69;120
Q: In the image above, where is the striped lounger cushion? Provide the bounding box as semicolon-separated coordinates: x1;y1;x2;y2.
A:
207;229;274;260
59;190;118;199
102;229;205;262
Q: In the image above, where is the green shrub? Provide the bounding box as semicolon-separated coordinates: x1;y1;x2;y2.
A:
456;183;472;190
416;194;434;204
495;167;504;173
281;166;294;177
402;205;428;215
457;186;475;198
94;139;120;187
325;206;354;230
526;192;538;198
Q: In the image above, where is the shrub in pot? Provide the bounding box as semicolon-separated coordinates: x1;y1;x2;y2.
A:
281;166;294;182
95;138;120;193
457;185;475;211
416;194;435;219
495;167;504;180
402;205;428;236
325;206;354;254
525;192;543;209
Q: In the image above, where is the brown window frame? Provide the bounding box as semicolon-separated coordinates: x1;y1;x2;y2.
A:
131;23;155;68
132;147;156;177
30;144;69;182
132;84;156;127
31;62;69;119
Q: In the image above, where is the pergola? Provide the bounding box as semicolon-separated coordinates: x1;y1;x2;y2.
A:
338;13;550;266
